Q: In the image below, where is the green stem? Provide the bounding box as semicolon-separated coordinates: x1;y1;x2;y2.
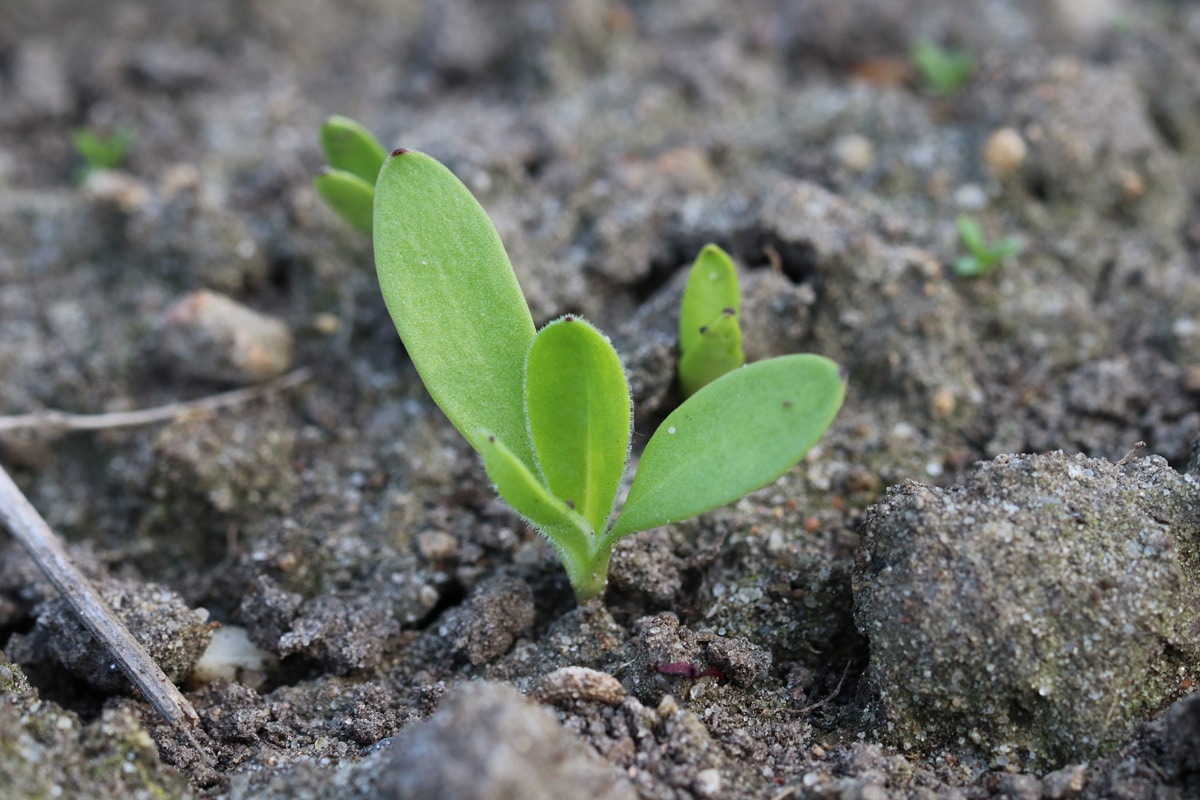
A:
560;540;614;603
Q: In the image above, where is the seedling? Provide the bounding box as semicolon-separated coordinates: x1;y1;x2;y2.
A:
71;126;133;178
911;40;973;97
953;214;1020;277
314;115;387;233
678;244;745;397
373;150;845;602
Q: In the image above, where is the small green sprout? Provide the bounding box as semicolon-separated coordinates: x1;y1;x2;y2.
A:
314;115;387;233
678;244;745;397
71;126;134;177
954;214;1020;277
373;150;846;602
911;40;974;97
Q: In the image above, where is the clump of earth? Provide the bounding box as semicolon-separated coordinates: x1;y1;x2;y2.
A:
3;1;1200;798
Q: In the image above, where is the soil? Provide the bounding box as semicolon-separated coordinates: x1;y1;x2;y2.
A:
3;1;1200;798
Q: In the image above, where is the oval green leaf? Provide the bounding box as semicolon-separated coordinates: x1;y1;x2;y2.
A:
320;115;388;185
374;150;536;467
526;316;631;534
678;308;745;397
314;169;375;233
611;354;846;538
680;244;739;355
478;430;593;581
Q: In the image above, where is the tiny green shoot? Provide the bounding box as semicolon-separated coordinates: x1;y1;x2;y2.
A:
954;214;1020;277
678;244;745;397
71;126;134;178
374;150;846;602
911;40;974;97
315;115;388;233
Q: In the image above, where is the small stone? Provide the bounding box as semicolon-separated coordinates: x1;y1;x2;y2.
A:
531;666;627;706
930;388;957;419
191;625;278;688
693;768;722;797
833;134;876;173
158;290;293;384
983;127;1028;180
953;183;988;211
81;170;151;213
416;530;459;562
312;312;341;336
381;682;636;800
1041;764;1087;798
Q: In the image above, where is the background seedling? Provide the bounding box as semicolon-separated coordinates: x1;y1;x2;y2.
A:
314;115;387;233
911;40;973;97
954;214;1020;277
71;126;134;179
678;244;745;397
374;150;846;602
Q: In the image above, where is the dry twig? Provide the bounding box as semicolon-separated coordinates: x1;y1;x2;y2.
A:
0;463;202;735
0;367;311;434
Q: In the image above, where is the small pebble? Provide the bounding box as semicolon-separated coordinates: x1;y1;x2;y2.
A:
1042;764;1087;798
984;127;1028;180
833;134;876;173
693;768;722;797
416;530;459;562
158;290;293;384
531;666;628;706
191;625;278;688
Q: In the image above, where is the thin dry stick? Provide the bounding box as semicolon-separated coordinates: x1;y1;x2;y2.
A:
0;463;200;732
799;660;853;714
0;367;311;433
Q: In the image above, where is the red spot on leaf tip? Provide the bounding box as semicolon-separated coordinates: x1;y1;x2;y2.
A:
488;435;496;443
391;147;410;157
722;307;735;316
564;314;576;322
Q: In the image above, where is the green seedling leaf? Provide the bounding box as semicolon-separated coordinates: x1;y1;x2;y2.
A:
478;431;607;598
374;149;537;467
611;354;846;538
911;40;974;97
954;214;1021;278
680;244;740;354
314;169;376;233
320;115;388;185
526;316;631;533
956;215;986;255
678;308;744;397
679;244;745;397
